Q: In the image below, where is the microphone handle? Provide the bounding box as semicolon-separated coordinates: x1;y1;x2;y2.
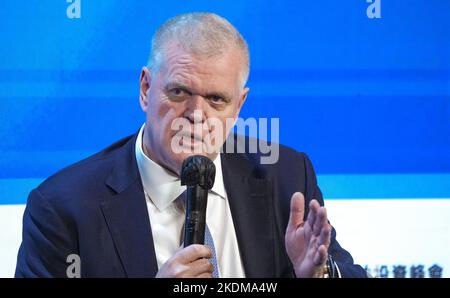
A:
183;185;208;247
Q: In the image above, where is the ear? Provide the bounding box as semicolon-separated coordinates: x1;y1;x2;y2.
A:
139;67;152;112
235;87;249;117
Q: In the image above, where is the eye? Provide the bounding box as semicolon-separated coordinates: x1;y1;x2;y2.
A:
170;88;186;97
209;95;225;103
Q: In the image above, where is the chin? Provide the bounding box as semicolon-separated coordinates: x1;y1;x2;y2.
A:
169;151;218;174
166;152;198;175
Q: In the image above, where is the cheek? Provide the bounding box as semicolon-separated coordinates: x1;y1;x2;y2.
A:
148;88;173;117
146;93;178;139
208;113;235;138
156;101;172;119
224;94;242;117
159;104;181;140
222;103;241;121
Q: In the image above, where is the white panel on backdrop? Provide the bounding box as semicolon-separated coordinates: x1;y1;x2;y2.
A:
0;205;25;278
326;199;449;278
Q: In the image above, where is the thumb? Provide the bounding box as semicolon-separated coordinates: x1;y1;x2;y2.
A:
286;192;305;233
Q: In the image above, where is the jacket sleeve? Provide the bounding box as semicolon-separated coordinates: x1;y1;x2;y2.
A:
15;188;77;278
303;153;368;278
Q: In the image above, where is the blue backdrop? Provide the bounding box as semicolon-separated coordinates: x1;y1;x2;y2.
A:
0;0;449;203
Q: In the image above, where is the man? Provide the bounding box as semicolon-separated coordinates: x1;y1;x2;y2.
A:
15;13;367;278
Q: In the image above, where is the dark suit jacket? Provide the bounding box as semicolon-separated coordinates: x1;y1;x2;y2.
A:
15;132;367;277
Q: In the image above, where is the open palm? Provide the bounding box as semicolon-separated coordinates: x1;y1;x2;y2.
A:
285;192;332;278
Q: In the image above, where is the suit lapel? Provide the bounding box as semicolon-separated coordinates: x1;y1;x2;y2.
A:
101;134;158;277
221;152;276;277
99;133;278;277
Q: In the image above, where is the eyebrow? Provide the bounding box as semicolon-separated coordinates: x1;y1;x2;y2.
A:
165;81;232;100
165;82;193;94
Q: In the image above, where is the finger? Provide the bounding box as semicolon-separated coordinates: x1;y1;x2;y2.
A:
178;244;212;263
195;272;213;278
313;244;328;266
307;199;320;230
313;207;328;236
188;257;214;277
287;192;305;232
318;223;332;249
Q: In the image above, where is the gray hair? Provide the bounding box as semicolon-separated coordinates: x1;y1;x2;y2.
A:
147;12;250;87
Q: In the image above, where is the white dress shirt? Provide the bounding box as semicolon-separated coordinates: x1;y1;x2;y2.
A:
135;124;245;277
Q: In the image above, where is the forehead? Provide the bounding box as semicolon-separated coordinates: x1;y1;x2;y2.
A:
158;43;243;90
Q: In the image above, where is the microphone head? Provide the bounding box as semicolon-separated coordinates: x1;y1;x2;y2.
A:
180;155;216;190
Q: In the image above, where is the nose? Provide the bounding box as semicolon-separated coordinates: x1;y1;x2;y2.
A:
184;95;206;124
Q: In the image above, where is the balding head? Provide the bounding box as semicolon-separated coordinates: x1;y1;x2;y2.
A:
147;12;250;87
139;13;250;175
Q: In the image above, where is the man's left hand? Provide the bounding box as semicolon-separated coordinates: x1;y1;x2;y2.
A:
285;192;332;277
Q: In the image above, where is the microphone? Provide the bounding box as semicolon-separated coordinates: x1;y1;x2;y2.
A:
180;155;216;247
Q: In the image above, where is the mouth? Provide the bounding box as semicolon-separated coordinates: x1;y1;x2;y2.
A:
172;133;204;152
177;131;205;142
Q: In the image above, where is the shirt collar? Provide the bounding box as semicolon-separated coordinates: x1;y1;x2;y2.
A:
135;124;227;211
